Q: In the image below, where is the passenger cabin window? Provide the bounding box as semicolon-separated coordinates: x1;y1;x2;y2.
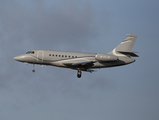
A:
49;54;51;56
52;54;54;57
65;55;67;57
62;55;64;57
59;55;61;57
56;55;57;57
26;51;34;54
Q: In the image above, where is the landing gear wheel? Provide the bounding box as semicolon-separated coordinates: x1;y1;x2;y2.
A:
32;69;35;72
77;73;81;78
77;69;82;78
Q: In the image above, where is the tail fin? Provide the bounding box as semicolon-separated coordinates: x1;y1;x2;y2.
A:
110;34;138;57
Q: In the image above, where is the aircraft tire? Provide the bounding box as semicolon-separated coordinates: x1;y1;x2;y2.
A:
77;74;81;78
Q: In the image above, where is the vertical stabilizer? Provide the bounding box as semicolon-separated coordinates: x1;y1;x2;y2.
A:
115;34;137;52
109;34;138;57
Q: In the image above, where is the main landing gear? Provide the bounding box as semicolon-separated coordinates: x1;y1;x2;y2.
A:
77;69;82;78
32;64;35;72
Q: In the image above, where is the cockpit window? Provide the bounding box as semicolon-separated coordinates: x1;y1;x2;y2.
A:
26;51;34;54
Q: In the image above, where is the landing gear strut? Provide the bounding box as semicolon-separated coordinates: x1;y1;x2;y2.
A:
77;69;82;78
32;64;35;72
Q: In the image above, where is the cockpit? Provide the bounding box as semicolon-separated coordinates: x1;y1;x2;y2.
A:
26;51;35;54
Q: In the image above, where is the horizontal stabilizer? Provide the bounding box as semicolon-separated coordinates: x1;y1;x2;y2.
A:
118;51;139;57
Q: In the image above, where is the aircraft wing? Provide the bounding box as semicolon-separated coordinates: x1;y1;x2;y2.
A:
63;60;96;73
63;60;95;66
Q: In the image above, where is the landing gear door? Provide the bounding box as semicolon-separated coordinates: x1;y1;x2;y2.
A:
37;51;44;63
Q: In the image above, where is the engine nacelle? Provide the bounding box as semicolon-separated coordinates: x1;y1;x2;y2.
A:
95;53;118;62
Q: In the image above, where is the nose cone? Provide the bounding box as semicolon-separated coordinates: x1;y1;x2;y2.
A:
14;56;18;61
14;56;22;61
14;54;36;63
14;55;26;62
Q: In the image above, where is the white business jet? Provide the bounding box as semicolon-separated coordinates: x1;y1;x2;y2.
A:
14;34;138;78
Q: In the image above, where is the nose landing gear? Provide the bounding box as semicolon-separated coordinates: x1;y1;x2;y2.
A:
77;69;82;78
32;64;35;72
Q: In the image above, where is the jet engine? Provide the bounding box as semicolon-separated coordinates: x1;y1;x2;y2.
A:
95;53;118;62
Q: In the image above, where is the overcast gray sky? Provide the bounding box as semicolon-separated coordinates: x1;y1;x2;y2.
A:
0;0;159;120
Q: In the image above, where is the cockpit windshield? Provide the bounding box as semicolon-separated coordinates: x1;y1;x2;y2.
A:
26;51;34;54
